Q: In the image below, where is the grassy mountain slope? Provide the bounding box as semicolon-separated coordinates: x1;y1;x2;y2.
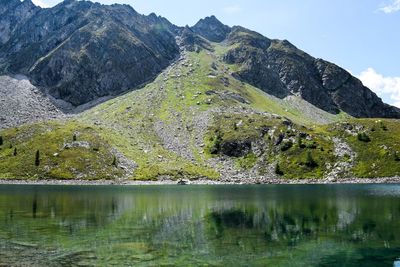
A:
1;43;400;181
0;121;123;180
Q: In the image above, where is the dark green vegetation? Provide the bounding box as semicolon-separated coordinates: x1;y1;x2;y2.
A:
34;150;40;166
1;184;400;266
358;132;371;142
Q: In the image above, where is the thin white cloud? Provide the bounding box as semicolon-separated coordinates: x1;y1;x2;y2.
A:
358;68;400;108
379;0;400;13
31;0;50;8
223;5;241;15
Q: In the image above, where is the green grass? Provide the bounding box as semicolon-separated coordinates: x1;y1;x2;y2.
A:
204;112;337;179
236;153;258;170
0;121;122;180
2;42;400;181
78;50;221;180
328;119;400;178
276;134;336;179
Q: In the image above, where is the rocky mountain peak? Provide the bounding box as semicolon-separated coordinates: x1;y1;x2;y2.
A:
227;26;271;49
191;15;231;42
21;0;35;7
180;25;212;52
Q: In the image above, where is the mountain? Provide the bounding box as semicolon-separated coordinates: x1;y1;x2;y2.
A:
0;0;400;183
0;0;398;118
191;15;231;42
223;26;400;118
0;0;179;106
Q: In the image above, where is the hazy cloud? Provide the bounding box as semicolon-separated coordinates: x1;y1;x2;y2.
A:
358;68;400;107
223;5;241;15
379;0;400;13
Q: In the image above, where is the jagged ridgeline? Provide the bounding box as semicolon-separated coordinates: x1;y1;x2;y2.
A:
0;0;399;181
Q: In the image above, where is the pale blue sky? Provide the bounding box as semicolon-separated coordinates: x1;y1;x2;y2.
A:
32;0;400;107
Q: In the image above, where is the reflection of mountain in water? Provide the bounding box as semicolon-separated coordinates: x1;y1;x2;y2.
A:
0;185;400;265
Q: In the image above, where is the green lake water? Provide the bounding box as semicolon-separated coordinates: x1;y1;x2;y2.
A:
1;184;400;266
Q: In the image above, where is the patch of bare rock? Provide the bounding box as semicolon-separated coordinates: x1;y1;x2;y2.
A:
0;75;64;129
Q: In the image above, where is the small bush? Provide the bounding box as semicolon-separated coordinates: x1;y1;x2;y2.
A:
35;150;40;166
305;151;318;168
357;132;371;142
305;141;317;149
209;132;223;154
280;141;293;152
275;163;284;175
237;153;257;170
112;155;117;167
297;137;306;149
13;147;17;156
395;152;400;162
380;122;388;131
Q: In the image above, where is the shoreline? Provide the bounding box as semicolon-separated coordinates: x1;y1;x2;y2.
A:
0;177;400;186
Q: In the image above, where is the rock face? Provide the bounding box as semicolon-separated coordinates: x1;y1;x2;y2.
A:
179;26;212;52
220;140;252;157
0;75;63;130
222;27;400;118
0;0;39;44
191;15;231;43
0;0;179;107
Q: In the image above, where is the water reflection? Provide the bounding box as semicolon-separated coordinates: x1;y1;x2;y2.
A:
0;185;399;266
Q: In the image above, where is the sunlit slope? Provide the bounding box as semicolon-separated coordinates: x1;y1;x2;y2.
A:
1;44;399;180
0;121;123;180
78;47;342;180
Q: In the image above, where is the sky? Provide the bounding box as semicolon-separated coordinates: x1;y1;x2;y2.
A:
31;0;400;107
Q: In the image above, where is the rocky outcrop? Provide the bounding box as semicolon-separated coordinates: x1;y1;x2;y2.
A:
191;15;231;43
0;0;180;107
179;26;212;52
223;28;288;98
220;140;252;157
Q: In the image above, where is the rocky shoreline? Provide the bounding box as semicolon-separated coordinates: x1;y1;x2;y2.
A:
0;177;399;186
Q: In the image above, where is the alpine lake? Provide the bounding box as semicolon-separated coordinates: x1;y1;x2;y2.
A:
1;184;400;266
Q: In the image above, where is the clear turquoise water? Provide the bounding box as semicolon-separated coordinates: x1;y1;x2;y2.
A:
0;184;400;266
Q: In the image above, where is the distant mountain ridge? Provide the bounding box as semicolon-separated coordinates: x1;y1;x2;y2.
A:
0;0;399;119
